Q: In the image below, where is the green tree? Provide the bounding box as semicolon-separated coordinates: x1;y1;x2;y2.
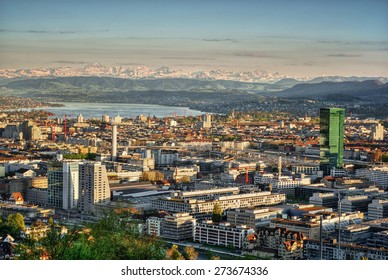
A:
16;212;167;260
7;213;25;231
48;217;55;227
212;203;222;223
184;246;198;260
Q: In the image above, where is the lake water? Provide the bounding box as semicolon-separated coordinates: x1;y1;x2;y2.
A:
13;102;206;119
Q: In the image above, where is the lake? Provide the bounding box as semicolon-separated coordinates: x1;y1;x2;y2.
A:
13;102;207;119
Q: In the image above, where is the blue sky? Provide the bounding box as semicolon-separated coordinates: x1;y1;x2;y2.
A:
0;0;387;77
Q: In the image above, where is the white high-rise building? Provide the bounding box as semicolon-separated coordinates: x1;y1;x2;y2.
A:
77;113;84;123
102;115;110;123
113;115;122;124
62;162;80;210
371;123;384;141
79;162;110;213
202;113;212;128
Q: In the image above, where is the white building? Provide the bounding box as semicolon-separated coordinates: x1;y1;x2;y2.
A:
368;199;388;220
194;221;254;248
371;123;384;141
356;167;388;189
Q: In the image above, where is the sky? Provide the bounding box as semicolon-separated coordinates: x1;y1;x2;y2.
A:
0;0;387;77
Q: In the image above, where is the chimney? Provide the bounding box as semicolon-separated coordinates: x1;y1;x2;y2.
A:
112;123;117;161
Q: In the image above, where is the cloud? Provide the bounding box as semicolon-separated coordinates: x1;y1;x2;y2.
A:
53;60;89;64
202;38;238;43
160;57;215;61
0;29;109;34
234;51;282;58
326;54;362;57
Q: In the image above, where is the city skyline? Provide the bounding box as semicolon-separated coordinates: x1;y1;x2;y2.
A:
1;0;388;77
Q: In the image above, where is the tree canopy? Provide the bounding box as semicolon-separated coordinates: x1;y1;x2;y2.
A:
212;203;222;223
16;212;167;260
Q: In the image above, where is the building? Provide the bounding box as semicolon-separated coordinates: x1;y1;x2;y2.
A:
371;123;384;141
250;227;306;259
111;124;118;161
77;113;84;123
356;167;388;189
368;199;388;220
152;191;286;219
160;213;196;240
47;161;80;210
62;162;80;210
102;115;110;123
146;216;163;236
200;113;212;128
171;187;239;200
309;193;338;209
292;166;320;175
341;195;372;213
227;207;282;228
303;239;388;260
319;108;345;175
0;165;5;177
367;230;388;249
78;162;110;213
194;221;254;248
31;177;48;189
152;149;179;167
47;162;64;208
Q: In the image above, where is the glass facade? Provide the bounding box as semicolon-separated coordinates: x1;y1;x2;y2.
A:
319;108;345;175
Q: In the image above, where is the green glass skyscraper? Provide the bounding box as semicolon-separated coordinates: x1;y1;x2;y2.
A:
319;108;345;175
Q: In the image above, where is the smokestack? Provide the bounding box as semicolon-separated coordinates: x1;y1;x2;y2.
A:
278;156;282;180
112;124;117;161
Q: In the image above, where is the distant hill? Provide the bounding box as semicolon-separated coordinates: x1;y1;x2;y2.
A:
274;80;388;101
3;76;269;93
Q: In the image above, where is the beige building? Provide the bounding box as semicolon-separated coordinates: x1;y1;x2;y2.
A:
152;191;285;218
79;162;110;213
161;213;196;240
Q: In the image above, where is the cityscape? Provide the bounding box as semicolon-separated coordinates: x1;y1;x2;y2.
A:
0;0;388;262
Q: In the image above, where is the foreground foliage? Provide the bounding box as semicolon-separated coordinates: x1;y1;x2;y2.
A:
16;213;167;260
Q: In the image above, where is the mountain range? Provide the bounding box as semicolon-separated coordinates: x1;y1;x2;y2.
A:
1;63;387;85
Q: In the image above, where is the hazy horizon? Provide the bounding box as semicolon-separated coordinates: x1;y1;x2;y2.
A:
1;0;387;78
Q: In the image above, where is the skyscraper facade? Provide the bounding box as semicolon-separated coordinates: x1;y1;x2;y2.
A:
79;162;110;213
319;108;345;175
48;161;80;209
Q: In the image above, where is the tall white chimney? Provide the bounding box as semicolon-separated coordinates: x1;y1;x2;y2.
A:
112;124;117;161
278;156;282;180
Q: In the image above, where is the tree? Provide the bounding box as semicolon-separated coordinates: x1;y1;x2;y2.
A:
180;176;191;183
166;244;185;260
7;213;25;231
184;246;198;260
212;203;222;223
16;212;167;260
48;217;55;227
371;149;383;163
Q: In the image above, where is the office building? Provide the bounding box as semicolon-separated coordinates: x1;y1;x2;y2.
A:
227;207;282;228
160;213;196;240
47;161;79;210
79;162;110;213
371;123;384;141
194;221;254;248
356;167;388;189
152;191;285;219
319;108;345;175
341;195;372;213
303;239;388;260
368;199;388;220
